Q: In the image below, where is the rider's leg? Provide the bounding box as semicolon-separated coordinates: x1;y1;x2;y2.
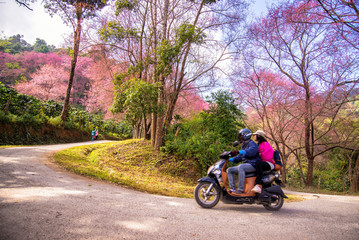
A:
226;166;240;190
252;161;273;193
255;161;272;185
238;163;256;192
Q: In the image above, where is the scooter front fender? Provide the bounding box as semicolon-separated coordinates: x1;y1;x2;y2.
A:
197;176;217;185
265;185;288;198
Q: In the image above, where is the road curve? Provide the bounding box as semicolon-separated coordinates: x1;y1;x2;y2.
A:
0;142;359;240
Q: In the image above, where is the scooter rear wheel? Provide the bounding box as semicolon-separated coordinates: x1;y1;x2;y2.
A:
194;182;221;208
263;193;284;211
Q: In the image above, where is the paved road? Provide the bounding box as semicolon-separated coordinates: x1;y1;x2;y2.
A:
0;142;358;240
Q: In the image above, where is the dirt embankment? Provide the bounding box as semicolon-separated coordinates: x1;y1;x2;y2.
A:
0;123;90;145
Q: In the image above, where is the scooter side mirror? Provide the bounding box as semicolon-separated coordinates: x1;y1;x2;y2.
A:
233;141;239;147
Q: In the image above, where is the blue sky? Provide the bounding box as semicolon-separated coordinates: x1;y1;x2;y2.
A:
0;0;276;47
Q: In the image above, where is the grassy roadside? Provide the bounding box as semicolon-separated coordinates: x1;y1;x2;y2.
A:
54;139;304;201
284;185;359;196
54;139;200;198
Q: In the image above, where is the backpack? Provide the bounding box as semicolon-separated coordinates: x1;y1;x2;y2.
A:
273;150;282;170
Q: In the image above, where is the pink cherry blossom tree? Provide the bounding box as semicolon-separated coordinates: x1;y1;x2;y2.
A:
237;0;359;185
15;64;68;101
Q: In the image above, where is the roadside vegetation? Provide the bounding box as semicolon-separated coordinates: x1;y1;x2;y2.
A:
54;139;201;198
54;139;304;201
1;83;357;197
0;82;132;145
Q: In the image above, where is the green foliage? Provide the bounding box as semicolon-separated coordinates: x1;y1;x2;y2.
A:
42;100;63;118
155;23;205;77
33;38;52;53
0;35;11;52
102;120;133;139
0;82;42;116
0;34;57;54
115;0;136;13
176;23;206;45
204;90;244;140
99;21;138;42
16;113;43;126
44;0;107;20
285;147;357;192
162;90;244;173
0;81;132;143
5;62;20;69
155;40;181;77
112;78;162;127
315;148;354;192
48;116;64;127
286;163;307;187
0;111;15;123
1;34;32;54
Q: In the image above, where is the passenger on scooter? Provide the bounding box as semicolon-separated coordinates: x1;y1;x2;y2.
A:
251;130;275;193
226;128;260;194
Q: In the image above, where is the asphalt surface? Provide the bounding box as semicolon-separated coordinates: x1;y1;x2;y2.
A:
0;142;359;240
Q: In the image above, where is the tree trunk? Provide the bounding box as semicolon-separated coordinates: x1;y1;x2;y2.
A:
304;93;315;186
151;113;157;145
145;120;151;140
150;0;158;148
4;95;11;115
351;153;359;192
143;114;151;140
296;150;307;185
153;0;169;150
133;121;141;139
60;5;82;122
154;92;164;149
162;1;204;129
307;155;314;185
280;147;287;183
164;94;177;127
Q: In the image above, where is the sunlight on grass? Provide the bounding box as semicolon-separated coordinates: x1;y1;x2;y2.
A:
285;194;305;202
0;145;26;148
54;139;197;198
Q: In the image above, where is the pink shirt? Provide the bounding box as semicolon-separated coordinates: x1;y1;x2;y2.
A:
258;142;275;164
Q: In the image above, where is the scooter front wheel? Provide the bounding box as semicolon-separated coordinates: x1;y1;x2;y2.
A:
194;182;221;208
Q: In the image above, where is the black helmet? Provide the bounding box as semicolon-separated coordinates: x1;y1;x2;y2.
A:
238;128;252;142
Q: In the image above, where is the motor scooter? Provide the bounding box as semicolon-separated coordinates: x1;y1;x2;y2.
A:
194;142;287;210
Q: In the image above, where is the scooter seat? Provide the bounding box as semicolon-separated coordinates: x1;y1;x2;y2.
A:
245;172;256;178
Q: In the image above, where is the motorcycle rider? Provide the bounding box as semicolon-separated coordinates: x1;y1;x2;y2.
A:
251;130;275;193
227;129;260;194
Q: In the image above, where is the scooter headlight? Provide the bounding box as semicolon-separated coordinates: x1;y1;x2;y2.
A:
208;166;221;176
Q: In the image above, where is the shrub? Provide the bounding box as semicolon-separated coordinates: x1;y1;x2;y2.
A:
16;112;44;126
0;81;132;142
48;116;64;127
162;90;244;173
42;100;63;118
